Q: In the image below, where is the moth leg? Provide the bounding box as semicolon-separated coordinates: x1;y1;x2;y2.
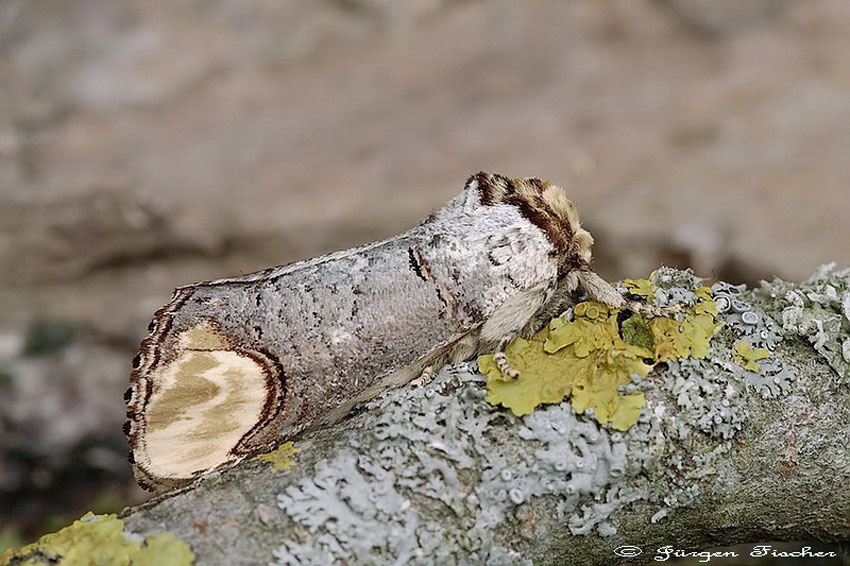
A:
576;270;680;318
493;339;520;380
411;364;438;388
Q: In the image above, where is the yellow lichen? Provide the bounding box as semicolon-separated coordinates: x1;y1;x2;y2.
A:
253;441;300;471
622;278;657;298
649;286;722;362
733;341;770;372
480;282;723;431
479;333;577;417
0;512;193;566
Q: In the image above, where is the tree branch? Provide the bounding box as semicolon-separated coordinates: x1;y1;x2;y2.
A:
10;268;850;565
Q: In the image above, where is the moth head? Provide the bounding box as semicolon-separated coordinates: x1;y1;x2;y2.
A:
466;171;594;268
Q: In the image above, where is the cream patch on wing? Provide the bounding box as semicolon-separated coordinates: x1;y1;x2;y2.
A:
139;323;268;480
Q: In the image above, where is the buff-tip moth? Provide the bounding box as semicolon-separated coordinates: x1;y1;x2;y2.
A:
124;172;667;493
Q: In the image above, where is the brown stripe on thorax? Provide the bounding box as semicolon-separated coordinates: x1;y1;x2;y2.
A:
502;193;572;254
467;171;581;259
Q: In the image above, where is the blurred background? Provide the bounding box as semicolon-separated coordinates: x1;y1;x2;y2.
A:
1;0;849;562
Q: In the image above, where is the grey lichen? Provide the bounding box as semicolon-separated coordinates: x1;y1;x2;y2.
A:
273;451;423;565
273;365;537;565
267;267;819;564
759;262;850;380
661;358;746;440
712;281;796;398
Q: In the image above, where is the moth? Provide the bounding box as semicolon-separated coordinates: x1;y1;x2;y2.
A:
125;172;655;492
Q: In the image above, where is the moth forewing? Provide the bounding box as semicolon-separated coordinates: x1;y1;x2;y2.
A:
125;172;601;492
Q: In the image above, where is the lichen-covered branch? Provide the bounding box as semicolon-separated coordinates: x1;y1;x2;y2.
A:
5;267;850;566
